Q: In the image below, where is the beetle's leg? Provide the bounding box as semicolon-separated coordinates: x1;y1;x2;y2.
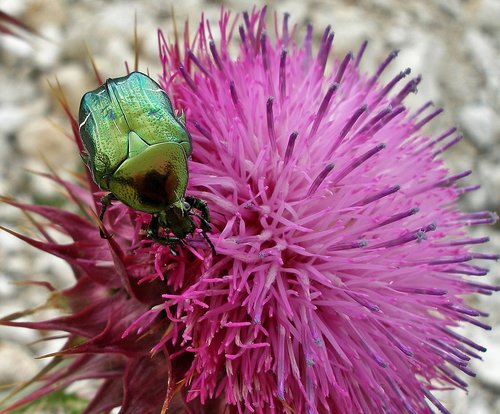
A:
188;214;216;255
185;197;216;255
185;196;212;232
147;215;182;256
98;193;117;238
201;230;216;256
99;193;117;221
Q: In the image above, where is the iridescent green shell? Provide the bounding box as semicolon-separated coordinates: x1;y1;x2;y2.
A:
78;72;191;213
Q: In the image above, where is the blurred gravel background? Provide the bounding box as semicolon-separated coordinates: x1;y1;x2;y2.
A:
1;0;499;412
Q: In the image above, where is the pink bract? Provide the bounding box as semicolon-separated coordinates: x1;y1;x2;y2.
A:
1;6;497;414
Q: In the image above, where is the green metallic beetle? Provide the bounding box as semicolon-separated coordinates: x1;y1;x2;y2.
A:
78;71;214;254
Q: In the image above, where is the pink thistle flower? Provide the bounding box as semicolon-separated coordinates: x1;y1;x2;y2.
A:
0;6;497;414
154;7;498;413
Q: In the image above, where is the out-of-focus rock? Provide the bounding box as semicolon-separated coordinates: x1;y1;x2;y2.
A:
17;116;78;170
459;104;499;150
42;63;96;115
0;341;39;385
472;0;500;30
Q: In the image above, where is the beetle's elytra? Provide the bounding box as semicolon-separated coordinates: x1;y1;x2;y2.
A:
78;71;214;254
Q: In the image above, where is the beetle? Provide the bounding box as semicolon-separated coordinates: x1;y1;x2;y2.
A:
78;71;215;255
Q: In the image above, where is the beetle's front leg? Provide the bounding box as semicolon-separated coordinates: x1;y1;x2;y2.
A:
98;193;117;238
185;196;216;255
147;214;182;256
185;196;212;232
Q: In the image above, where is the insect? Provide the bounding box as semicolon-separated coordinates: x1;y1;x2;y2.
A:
78;71;215;255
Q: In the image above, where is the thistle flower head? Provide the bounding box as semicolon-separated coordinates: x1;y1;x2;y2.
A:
1;7;497;414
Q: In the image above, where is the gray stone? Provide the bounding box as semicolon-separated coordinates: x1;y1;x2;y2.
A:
464;29;500;94
0;34;33;61
472;157;500;209
0;0;29;15
43;63;95;115
471;330;500;389
0;341;39;385
16;116;78;171
473;0;500;30
0;319;40;345
31;25;63;70
459;104;499;149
